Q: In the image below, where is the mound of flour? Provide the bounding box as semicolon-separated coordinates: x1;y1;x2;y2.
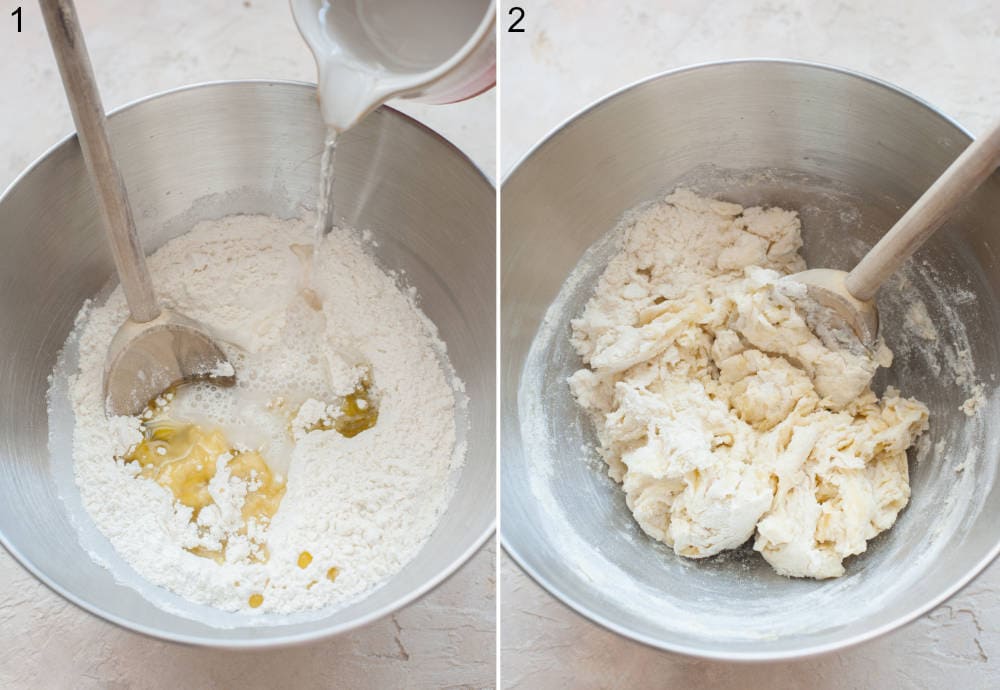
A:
65;215;463;613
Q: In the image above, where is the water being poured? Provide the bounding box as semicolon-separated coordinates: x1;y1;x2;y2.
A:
315;128;338;240
294;0;493;239
292;0;494;131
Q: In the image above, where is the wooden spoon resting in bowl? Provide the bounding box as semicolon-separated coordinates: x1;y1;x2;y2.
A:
790;119;1000;349
41;0;235;416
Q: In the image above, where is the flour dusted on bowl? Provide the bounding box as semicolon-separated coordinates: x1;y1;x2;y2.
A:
568;190;929;579
65;215;463;613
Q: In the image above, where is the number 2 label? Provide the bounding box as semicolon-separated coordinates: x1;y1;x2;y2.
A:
508;7;525;33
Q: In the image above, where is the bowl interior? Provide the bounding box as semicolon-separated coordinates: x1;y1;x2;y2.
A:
501;61;1000;659
0;82;495;645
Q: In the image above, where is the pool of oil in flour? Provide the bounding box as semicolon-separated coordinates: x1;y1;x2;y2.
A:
125;396;286;564
123;379;378;609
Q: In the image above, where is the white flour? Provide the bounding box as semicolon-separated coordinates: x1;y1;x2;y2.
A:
64;214;463;614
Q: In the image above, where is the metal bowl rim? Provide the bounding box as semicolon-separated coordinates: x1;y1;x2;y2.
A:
0;78;496;649
499;57;998;662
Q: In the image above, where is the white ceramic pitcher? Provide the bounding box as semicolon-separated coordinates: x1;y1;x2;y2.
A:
291;0;496;132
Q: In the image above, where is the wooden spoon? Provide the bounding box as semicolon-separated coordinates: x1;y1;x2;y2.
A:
40;0;235;416
792;119;1000;348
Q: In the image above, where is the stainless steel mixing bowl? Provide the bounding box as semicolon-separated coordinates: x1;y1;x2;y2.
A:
501;60;1000;660
0;81;495;647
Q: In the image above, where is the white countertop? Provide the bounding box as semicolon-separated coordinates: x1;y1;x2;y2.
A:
5;0;1000;686
0;2;495;687
500;0;1000;687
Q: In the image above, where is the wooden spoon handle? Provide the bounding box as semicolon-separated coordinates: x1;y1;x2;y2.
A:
846;120;1000;302
39;0;160;323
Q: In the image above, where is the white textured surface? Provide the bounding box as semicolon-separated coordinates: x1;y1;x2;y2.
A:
500;0;1000;686
0;2;495;687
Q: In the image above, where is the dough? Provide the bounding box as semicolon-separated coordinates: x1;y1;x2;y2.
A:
569;190;929;578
